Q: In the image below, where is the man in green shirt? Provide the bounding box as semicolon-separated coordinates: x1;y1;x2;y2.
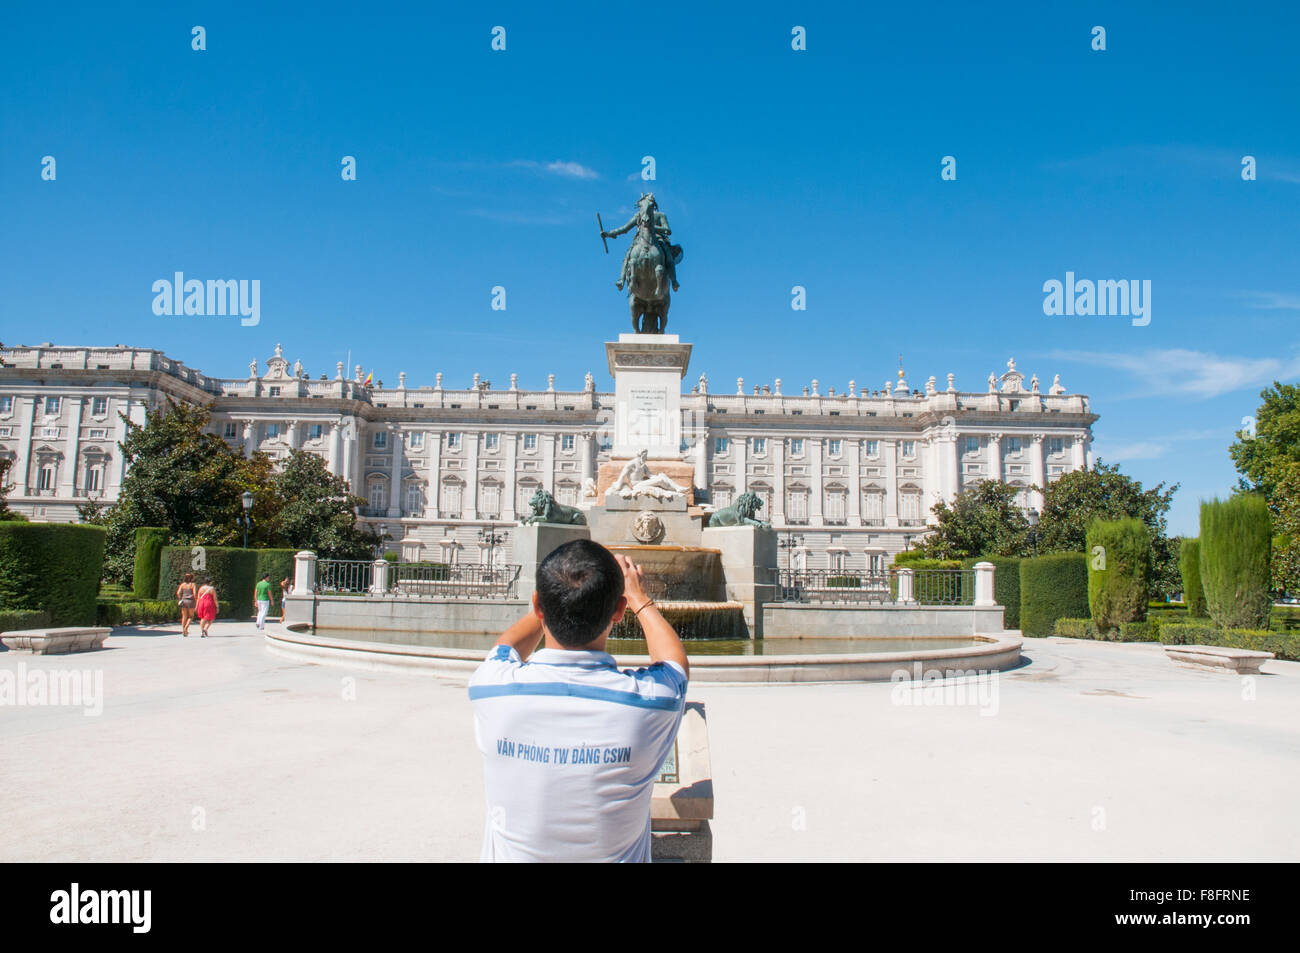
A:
254;574;273;631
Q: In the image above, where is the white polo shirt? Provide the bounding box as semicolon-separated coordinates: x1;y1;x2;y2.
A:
468;644;688;863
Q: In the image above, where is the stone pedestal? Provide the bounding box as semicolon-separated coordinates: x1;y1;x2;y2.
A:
651;701;713;863
513;522;592;606
699;524;777;638
605;334;692;460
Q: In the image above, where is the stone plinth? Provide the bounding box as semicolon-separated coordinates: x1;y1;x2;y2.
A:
1164;645;1275;675
651;701;713;863
596;459;696;506
513;522;592;606
605;334;692;459
588;497;704;548
700;524;778;638
1;627;110;655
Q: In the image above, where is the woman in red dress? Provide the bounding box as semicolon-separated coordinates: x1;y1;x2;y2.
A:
195;577;219;638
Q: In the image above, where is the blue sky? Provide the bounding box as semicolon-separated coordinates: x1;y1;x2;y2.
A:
2;1;1298;535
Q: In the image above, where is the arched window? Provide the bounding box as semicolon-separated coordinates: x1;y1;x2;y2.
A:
899;484;922;525
404;481;425;516
824;482;847;524
367;479;387;513
480;480;502;518
862;488;884;525
786;483;809;524
442;478;463;518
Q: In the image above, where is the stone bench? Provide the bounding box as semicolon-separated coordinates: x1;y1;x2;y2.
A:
1164;644;1275;675
651;701;713;863
1;627;110;655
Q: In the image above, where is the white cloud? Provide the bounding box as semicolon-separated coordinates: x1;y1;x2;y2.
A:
1242;291;1300;311
507;159;599;180
1047;348;1300;399
1093;440;1170;462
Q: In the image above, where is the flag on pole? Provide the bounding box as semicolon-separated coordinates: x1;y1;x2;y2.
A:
363;371;373;387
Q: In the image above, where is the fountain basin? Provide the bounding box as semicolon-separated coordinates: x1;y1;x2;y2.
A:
604;545;726;602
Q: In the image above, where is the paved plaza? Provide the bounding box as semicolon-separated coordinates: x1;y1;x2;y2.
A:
2;624;1297;862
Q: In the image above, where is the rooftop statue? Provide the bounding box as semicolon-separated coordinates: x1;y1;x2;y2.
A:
599;193;684;334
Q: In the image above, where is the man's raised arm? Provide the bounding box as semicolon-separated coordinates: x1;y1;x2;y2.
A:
614;554;688;678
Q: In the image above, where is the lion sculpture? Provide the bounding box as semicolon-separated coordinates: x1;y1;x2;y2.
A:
706;491;770;528
521;488;587;526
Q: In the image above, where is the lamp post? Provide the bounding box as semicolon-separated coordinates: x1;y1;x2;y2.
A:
778;531;804;571
1027;508;1040;556
479;526;506;573
240;491;254;549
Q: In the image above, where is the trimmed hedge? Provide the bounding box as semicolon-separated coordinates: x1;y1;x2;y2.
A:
1020;553;1089;638
1160;621;1300;662
133;527;170;600
0;523;107;626
0;608;52;633
1086;518;1151;632
1052;617;1162;643
97;600;179;626
889;558;968;604
157;546;259;620
891;549;932;566
1178;538;1207;618
1200;496;1272;630
253;549;298;601
961;556;1022;628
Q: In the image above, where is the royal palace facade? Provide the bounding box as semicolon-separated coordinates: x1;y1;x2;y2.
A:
0;342;1096;571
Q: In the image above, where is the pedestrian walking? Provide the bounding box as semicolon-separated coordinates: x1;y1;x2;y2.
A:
176;572;197;637
196;577;219;638
255;574;273;631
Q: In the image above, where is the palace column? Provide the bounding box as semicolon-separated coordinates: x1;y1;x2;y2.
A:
943;432;959;504
464;432;480;519
285;419;298;452
339;418;356;491
847;438;861;523
327;422;342;475
503;432;518;520
809;437;824;525
771;437;785;523
1072;433;1089;471
884;439;899;527
387;425;403;518
242;421;256;458
1029;434;1046;512
581;431;596;486
59;396;84;496
986;432;1002;482
13;395;35;495
734;436;747;495
693;432;708;496
425;429;441;518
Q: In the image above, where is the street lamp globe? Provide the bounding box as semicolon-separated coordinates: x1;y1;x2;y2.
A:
242;491;255;512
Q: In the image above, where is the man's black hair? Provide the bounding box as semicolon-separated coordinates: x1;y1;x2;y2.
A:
536;539;624;648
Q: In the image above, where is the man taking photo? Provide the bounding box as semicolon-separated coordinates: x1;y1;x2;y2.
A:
468;539;688;862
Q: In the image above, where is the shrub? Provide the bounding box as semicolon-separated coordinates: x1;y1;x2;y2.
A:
1086;518;1151;631
0;523;107;626
1159;621;1300;662
961;556;1021;628
1200;496;1272;629
1020;553;1089;637
1178;538;1207;618
254;549;298;598
97;600;180;626
891;549;932;566
1053;617;1095;639
157;546;259;619
133;527;170;600
826;575;862;588
1117;619;1160;642
0;608;52;633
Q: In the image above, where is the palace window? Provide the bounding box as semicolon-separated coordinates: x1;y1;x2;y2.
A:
865;440;879;457
599;436;612;452
368;481;387;513
752;437;766;455
863;491;884;525
750;482;773;516
1007;437;1022;453
790;438;804;456
0;427;12;437
443;480;463;516
446;432;460;450
556;483;577;506
715;437;729;454
1049;437;1064;455
824;485;847;524
0;396;12;414
224;422;238;438
39;463;57;491
41;426;59;438
517;480;540;514
89;428;108;439
91;397;108;416
310;424;325;440
900;490;921;524
965;436;980;454
901;441;916;458
405;483;424;515
374;432;387;449
713;484;733;508
44;397;60;415
524;433;538;451
829;550;846;572
828;439;842;457
484;433;499;451
561;434;575;452
786;485;808;524
408;432;423;449
269;387;281;397
480;482;502;518
85;465;102;494
266;423;280;439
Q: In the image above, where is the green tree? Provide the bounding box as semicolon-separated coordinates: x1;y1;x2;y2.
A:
1230;384;1300;595
102;400;272;584
1200;495;1272;629
921;480;1030;559
1086;518;1151;631
1038;460;1179;598
264;449;380;559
